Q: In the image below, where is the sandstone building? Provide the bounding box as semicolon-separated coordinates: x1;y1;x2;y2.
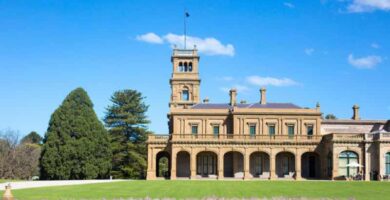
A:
146;48;390;181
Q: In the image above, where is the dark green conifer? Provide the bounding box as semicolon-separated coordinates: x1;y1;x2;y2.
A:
40;88;111;180
104;89;150;179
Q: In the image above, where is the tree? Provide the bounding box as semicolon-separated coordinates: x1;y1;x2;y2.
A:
21;131;43;144
104;89;150;179
325;114;337;120
40;88;112;180
0;130;41;180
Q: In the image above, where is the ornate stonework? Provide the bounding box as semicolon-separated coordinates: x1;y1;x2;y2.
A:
147;48;390;181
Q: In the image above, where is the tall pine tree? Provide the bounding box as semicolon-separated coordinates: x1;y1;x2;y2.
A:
40;88;111;180
104;89;150;179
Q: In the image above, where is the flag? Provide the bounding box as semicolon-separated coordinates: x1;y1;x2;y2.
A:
185;12;190;17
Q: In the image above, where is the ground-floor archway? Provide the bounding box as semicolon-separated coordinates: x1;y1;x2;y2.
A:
301;152;321;179
156;151;170;179
176;151;190;178
196;151;218;178
250;152;270;179
276;152;295;178
224;151;244;178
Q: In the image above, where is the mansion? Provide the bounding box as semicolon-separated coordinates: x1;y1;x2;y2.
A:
146;48;390;181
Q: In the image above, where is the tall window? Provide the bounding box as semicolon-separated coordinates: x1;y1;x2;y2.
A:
288;125;295;138
249;124;256;137
268;125;276;136
213;125;220;138
307;125;314;136
191;125;198;135
338;151;358;177
386;152;390;175
182;90;189;101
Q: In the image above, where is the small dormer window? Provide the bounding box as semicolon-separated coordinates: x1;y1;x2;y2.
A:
182;90;189;101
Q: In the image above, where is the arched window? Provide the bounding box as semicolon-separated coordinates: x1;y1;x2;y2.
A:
386;152;390;175
189;62;193;72
184;62;188;72
182;89;189;101
178;62;183;72
338;151;358;177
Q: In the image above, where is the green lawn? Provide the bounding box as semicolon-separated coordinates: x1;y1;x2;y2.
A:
12;180;390;200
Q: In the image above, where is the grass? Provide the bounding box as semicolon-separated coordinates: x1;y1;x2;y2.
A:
11;180;390;200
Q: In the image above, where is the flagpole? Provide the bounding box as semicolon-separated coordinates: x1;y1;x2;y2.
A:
184;10;187;49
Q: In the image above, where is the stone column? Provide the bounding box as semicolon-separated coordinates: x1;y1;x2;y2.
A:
364;143;370;181
146;148;155;180
170;149;177;180
244;150;251;180
332;151;338;180
190;150;197;179
379;145;384;181
295;151;302;180
218;151;224;179
269;152;276;180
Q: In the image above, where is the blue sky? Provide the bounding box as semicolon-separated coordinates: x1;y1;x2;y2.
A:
0;0;389;136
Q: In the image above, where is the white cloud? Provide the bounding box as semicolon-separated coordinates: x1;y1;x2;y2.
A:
284;2;295;8
136;32;235;56
163;33;235;56
347;0;390;13
135;32;163;44
347;54;382;69
246;76;299;87
371;43;380;48
304;48;314;55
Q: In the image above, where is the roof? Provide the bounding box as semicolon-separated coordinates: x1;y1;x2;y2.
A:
191;103;301;109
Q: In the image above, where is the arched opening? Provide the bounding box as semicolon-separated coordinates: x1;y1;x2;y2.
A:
178;62;183;72
196;151;218;178
327;152;333;178
224;151;244;178
156;151;170;179
301;152;321;179
184;62;188;72
338;151;359;177
189;62;193;71
182;88;189;101
276;152;295;178
176;151;190;178
250;152;270;179
386;152;390;176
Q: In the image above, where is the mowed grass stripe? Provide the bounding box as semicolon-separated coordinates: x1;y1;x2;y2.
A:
12;180;390;200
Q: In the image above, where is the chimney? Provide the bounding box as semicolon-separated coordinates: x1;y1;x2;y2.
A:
229;88;237;106
352;104;360;120
316;102;321;111
260;88;267;105
203;97;209;104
